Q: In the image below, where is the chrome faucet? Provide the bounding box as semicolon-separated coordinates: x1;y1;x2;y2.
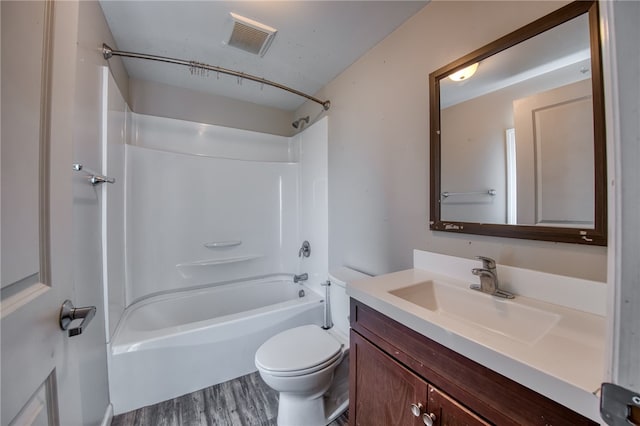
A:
293;273;308;283
470;256;514;299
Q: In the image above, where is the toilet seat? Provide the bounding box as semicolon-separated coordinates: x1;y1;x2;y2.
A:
259;351;343;378
255;325;343;377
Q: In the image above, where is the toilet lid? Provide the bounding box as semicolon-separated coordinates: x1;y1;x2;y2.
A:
255;325;343;375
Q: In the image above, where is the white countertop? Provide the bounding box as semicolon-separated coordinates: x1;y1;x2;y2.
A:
347;252;606;423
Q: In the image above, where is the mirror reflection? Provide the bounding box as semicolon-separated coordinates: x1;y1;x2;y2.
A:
430;1;606;245
440;14;592;227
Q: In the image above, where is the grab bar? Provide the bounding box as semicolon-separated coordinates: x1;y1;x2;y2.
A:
73;164;115;185
441;189;496;198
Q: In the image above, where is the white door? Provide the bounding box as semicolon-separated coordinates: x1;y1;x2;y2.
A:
513;79;595;227
1;1;86;424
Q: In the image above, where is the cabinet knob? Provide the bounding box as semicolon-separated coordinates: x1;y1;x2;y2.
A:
410;403;424;417
422;412;437;426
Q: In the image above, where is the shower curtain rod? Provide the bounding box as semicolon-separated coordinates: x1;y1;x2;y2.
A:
102;44;331;111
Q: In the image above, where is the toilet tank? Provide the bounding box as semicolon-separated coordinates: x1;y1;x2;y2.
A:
328;267;371;338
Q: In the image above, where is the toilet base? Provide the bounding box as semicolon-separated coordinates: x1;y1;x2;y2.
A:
277;392;326;426
323;351;349;423
276;394;348;426
275;353;349;426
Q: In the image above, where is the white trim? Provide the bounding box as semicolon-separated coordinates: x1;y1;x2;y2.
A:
600;0;619;385
505;128;517;225
0;282;49;319
619;2;640;389
123;108;130;308
602;0;640;392
99;403;113;426
100;66;110;344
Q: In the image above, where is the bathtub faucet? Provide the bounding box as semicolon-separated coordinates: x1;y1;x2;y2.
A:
293;273;308;283
298;241;311;258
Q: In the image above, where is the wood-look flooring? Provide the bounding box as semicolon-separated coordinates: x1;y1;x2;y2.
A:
111;372;348;426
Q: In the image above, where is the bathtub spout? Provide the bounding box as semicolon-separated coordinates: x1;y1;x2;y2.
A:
293;273;308;283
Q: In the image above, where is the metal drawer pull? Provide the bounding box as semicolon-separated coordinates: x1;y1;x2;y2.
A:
410;403;424;417
423;412;437;426
59;300;96;337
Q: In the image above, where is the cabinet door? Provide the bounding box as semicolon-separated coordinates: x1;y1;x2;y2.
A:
351;331;429;426
428;385;492;426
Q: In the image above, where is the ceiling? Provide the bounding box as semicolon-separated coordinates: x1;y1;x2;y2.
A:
99;1;428;111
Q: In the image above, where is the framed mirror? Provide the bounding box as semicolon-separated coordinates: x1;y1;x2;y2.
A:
429;0;606;245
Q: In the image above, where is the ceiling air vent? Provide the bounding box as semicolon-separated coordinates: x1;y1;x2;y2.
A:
227;13;277;57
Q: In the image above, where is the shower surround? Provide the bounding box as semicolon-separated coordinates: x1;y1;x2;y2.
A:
125;119;300;302
104;110;330;319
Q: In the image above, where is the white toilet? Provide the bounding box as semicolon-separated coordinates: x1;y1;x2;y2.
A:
255;267;369;426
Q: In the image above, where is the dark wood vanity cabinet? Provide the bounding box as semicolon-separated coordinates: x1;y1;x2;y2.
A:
351;330;490;426
351;329;430;425
349;299;598;426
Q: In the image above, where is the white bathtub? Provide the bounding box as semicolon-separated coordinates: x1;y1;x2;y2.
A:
109;275;323;414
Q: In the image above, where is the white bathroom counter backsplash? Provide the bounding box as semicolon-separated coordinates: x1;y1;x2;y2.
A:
413;249;607;316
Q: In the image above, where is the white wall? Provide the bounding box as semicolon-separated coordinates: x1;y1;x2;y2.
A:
129;77;295;137
295;0;607;282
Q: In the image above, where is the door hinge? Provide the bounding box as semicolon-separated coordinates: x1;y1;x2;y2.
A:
600;382;640;425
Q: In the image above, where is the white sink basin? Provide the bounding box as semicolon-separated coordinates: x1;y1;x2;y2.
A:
389;280;560;344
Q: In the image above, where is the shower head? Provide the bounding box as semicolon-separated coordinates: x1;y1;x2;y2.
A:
292;116;310;129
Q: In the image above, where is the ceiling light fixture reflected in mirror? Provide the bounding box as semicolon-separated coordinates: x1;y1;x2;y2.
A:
449;63;479;81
